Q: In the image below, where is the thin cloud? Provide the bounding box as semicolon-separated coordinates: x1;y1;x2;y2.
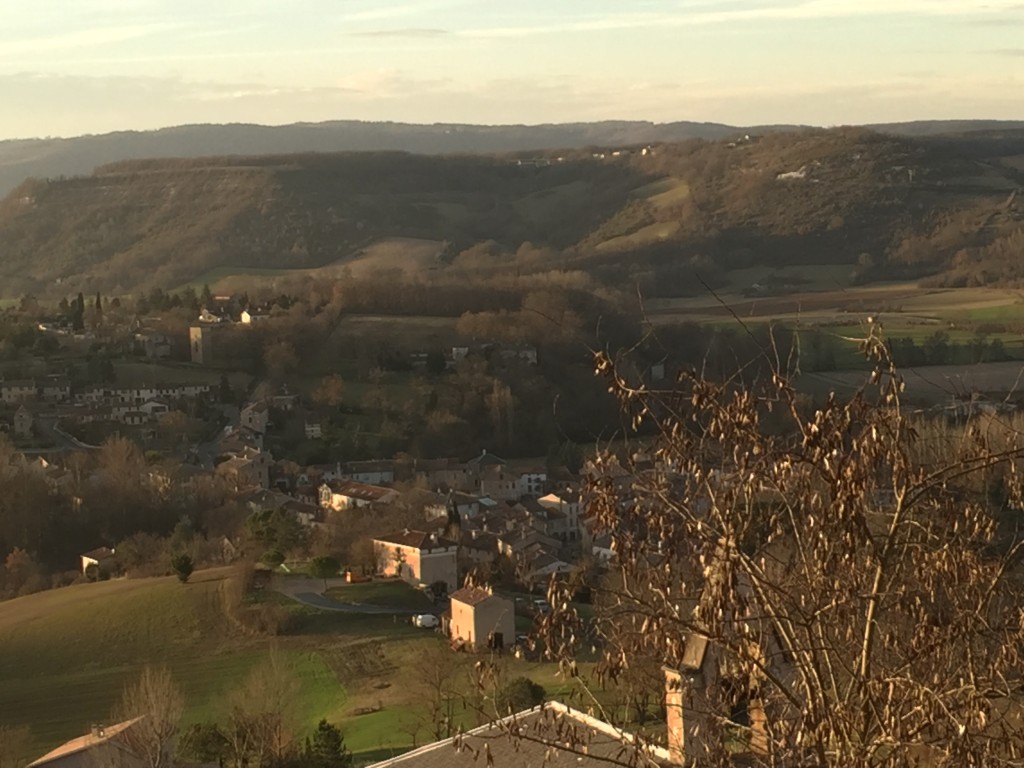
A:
458;0;1024;38
351;28;450;38
339;0;464;23
988;48;1024;56
0;23;173;57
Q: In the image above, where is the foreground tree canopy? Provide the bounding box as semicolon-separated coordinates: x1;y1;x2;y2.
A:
539;324;1024;766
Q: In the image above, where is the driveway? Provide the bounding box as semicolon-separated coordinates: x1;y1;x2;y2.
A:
37;417;99;451
271;575;419;615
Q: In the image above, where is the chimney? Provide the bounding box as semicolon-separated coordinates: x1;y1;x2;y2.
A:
663;668;687;764
664;636;711;765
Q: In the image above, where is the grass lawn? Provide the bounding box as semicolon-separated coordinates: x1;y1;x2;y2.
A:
629;177;692;209
0;570;353;763
0;569;611;767
325;580;435;611
595;220;681;252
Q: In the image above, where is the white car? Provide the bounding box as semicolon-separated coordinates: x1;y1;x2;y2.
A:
412;614;439;628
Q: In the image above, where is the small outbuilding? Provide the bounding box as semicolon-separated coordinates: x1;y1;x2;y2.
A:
80;546;117;576
448;585;515;651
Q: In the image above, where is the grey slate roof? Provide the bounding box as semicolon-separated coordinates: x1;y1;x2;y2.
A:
366;702;668;768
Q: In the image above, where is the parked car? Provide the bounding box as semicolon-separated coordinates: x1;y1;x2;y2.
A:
533;598;551;614
412;614;439;628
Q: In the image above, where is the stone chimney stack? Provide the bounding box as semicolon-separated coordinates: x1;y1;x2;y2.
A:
663;668;687;764
664;634;711;764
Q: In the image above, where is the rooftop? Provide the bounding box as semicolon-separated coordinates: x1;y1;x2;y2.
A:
366;702;667;767
28;717;143;768
342;459;396;474
449;585;499;607
467;449;506;469
81;546;116;561
326;480;396;502
374;530;458;550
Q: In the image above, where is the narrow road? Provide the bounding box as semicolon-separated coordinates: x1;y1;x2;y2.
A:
36;417;99;451
271;575;420;615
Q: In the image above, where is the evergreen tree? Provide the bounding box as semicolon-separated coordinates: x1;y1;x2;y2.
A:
72;292;85;331
218;374;233;404
200;283;214;308
303;720;352;768
309;556;340;593
446;492;462;539
170;554;194;584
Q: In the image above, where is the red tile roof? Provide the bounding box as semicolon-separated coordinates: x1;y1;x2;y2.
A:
374;530;457;550
449;586;498;607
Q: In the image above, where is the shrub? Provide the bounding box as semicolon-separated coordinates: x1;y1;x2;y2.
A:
494;677;545;715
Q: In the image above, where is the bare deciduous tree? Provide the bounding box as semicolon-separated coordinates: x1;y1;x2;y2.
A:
536;326;1024;766
224;651;299;768
113;666;185;768
415;642;461;741
313;374;346;408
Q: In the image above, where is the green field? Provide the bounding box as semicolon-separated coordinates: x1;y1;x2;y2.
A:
179;238;446;294
595;220;682;252
0;570;604;767
629;177;692;209
325;581;435;611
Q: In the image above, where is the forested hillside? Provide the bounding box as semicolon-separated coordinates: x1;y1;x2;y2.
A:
1;128;1023;297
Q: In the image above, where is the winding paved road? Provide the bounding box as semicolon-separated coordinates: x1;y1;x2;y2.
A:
272;575;420;615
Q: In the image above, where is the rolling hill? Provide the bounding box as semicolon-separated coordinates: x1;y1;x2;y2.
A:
1;128;1023;298
0;570;589;767
6;119;1024;201
0;119;765;200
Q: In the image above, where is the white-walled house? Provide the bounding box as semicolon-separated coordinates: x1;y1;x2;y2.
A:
373;530;459;591
319;480;399;511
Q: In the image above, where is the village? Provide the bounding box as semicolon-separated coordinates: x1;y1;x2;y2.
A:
0;298;621;646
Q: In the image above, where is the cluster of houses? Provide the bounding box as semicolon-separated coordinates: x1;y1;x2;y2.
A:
0;377;214;438
187;304;275;365
186;413;595;592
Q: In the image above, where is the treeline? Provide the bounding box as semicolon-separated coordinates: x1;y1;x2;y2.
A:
0;436;241;600
888;331;1012;367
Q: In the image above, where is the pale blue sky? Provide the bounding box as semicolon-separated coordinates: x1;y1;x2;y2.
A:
2;0;1023;138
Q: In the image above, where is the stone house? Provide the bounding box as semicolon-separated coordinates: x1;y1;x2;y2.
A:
1;379;36;403
319;480;398;511
80;546;117;576
373;530;459;592
13;405;33;437
240;401;270;434
448;585;515;651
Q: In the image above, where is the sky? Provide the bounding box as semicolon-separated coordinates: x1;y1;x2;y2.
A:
2;0;1024;139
